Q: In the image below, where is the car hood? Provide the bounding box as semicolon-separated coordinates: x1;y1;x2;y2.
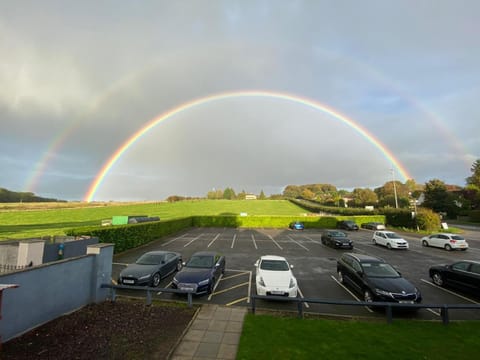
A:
174;267;212;283
259;270;293;287
367;277;416;293
120;264;157;278
333;237;352;243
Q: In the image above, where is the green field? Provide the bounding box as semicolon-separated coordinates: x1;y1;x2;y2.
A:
0;200;308;240
237;314;480;359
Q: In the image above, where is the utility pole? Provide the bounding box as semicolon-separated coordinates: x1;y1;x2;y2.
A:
391;168;399;209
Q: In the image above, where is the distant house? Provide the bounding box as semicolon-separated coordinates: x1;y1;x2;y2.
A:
245;194;257;200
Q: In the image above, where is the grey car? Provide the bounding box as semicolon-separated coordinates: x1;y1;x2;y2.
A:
118;251;182;287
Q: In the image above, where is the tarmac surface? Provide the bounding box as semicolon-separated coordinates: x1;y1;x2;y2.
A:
170;304;247;360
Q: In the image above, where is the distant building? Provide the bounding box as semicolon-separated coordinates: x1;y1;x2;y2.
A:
245;194;257;200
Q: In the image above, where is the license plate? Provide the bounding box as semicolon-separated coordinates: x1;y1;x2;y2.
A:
123;279;134;284
271;291;284;295
399;301;413;304
180;287;194;291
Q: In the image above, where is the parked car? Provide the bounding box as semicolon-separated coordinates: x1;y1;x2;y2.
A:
321;230;353;249
337;253;421;304
337;220;359;231
421;233;468;251
361;222;386;230
429;260;480;295
372;231;409;250
118;251;182;287
289;221;305;230
254;255;298;298
172;251;225;295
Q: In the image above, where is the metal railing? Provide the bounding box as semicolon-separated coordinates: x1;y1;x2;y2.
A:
101;284;195;307
250;294;480;325
0;264;30;274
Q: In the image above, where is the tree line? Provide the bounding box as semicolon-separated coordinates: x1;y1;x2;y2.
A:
0;188;62;203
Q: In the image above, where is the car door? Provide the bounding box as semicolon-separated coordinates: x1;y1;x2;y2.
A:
213;254;224;278
429;234;441;248
164;253;177;275
376;232;386;246
469;264;480;291
448;262;480;291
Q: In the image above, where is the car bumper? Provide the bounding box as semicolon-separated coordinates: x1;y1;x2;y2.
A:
118;277;150;286
334;243;353;249
256;284;298;298
172;282;210;294
391;243;409;249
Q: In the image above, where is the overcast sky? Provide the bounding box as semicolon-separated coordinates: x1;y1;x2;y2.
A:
1;1;479;201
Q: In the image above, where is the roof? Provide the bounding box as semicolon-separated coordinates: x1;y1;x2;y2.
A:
259;255;287;261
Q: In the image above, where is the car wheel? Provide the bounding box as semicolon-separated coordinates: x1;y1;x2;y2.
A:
338;271;344;284
387;243;392;250
445;244;452;251
364;290;374;303
432;272;444;286
151;272;161;287
176;261;183;272
422;240;428;247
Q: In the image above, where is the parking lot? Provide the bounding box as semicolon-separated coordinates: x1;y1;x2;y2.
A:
112;226;480;321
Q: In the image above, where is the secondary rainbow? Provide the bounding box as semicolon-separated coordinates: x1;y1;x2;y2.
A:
84;90;412;202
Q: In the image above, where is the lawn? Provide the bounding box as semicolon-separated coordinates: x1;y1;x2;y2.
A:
0;200;308;240
237;314;480;359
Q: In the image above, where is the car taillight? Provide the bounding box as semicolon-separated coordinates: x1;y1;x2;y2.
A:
450;240;456;243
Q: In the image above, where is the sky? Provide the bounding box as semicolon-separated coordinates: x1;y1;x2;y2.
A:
1;0;479;201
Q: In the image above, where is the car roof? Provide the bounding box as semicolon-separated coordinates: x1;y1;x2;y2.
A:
341;253;384;263
260;255;287;261
190;251;219;257
375;230;395;234
143;250;176;255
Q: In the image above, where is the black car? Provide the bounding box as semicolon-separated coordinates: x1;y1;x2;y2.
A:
172;251;226;295
361;222;386;230
118;251;182;287
321;230;353;249
429;260;480;295
337;253;422;304
337;220;359;231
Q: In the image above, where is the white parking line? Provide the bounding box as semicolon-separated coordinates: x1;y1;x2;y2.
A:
248;270;252;303
213;281;249;296
330;275;374;313
207;233;220;248
426;308;441;316
157;281;173;295
297;287;310;308
420;279;479;304
268;235;283;250
161;233;188;247
231;234;236;248
287;235;310;251
302;235;322;244
221;271;250;281
183;234;203;247
226;297;249;306
251;234;258;249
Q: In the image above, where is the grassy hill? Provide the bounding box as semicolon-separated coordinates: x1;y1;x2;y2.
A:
0;200;308;240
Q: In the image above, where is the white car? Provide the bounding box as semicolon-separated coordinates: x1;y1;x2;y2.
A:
421;233;468;251
254;255;298;298
372;231;409;250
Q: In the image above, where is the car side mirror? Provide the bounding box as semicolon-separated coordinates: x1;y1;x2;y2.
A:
254;261;259;267
290;264;294;269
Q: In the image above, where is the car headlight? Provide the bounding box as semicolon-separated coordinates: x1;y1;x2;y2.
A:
258;277;265;287
375;289;393;297
289;278;296;289
138;274;151;280
198;279;210;286
172;277;179;284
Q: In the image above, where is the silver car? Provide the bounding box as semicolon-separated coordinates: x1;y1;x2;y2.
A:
421;233;468;251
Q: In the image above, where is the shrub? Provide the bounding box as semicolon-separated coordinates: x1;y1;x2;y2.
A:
415;208;441;231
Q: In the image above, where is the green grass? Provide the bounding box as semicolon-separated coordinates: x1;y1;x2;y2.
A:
237;314;480;359
0;200;308;240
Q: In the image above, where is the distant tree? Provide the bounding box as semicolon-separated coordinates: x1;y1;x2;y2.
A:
283;185;301;198
223;188;236;200
237;190;246;200
258;190;266;200
352;188;378;207
423;179;461;217
301;189;315;200
466;159;480;188
268;194;284;200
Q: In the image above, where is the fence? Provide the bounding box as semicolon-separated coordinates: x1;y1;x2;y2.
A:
0;264;32;274
250;294;480;325
101;283;195;307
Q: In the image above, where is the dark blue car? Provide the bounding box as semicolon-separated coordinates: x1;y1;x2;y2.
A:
172;251;226;295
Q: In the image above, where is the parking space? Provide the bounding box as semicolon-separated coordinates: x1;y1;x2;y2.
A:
111;226;480;320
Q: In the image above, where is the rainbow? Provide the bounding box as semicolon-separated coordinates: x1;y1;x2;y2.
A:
84;90;412;202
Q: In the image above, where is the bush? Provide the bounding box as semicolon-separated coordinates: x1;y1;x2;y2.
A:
415;208;441;231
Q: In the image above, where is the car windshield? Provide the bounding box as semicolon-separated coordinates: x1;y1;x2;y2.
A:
260;259;290;271
329;231;346;237
136;253;164;265
186;255;214;268
361;262;399;278
385;232;401;239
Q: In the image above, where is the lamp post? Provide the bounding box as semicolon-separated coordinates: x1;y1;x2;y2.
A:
391;168;399;209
